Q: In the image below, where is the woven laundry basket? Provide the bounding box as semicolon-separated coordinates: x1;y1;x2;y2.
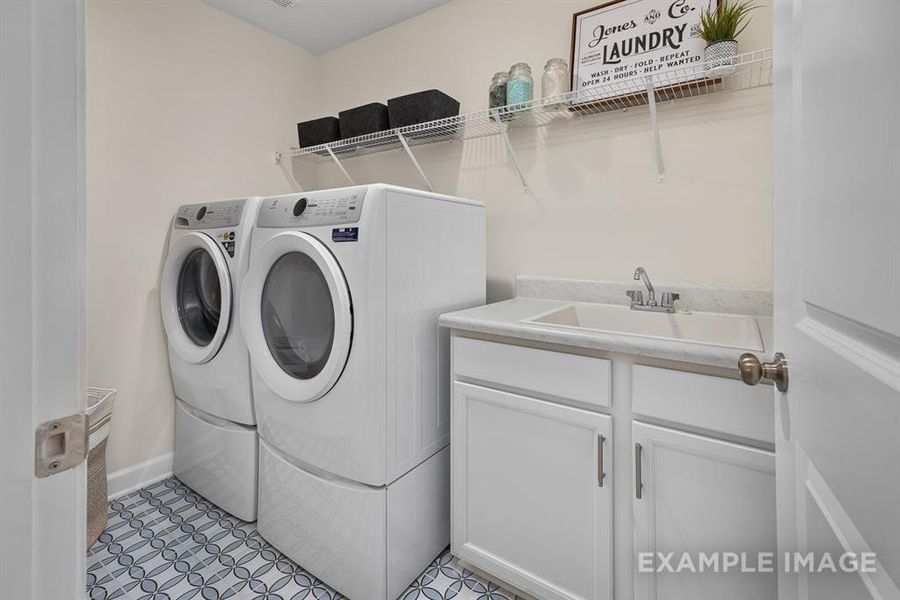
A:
86;387;116;550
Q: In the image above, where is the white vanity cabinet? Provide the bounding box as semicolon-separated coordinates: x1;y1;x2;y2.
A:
632;422;776;600
449;333;776;600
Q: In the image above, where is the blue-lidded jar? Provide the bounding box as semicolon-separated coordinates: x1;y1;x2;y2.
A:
506;62;533;111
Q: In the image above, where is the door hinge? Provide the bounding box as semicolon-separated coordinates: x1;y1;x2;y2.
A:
34;413;88;477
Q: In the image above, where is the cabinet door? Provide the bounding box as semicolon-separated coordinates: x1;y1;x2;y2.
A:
452;381;612;600
633;422;776;600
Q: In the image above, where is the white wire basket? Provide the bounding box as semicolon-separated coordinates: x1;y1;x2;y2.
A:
87;387;116;450
86;386;116;549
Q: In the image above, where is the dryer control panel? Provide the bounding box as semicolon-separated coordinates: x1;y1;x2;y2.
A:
257;189;365;228
175;198;247;229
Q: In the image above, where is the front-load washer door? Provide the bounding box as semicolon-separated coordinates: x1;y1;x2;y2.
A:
241;231;352;403
160;231;232;364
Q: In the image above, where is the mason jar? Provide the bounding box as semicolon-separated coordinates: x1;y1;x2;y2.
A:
488;71;509;121
541;58;570;109
506;62;533;113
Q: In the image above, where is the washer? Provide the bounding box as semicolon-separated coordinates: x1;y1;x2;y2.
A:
241;184;485;600
160;197;261;521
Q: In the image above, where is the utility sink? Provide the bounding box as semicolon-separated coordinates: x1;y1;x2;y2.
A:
524;302;764;351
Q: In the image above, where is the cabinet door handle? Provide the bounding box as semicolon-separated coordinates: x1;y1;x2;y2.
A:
635;443;643;499
597;434;606;487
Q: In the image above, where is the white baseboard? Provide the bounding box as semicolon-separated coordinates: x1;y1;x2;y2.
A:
107;452;174;501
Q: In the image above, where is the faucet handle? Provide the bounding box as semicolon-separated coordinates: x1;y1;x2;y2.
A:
660;292;680;307
627;289;644;306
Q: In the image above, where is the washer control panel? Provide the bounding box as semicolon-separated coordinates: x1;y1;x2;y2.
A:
258;188;365;228
175;198;247;229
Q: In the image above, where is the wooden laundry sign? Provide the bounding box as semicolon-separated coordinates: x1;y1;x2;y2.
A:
570;0;715;106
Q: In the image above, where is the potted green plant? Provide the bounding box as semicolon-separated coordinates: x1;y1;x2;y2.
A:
699;0;756;74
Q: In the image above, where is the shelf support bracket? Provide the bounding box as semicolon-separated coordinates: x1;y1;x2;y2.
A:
397;132;434;192
646;80;667;183
275;151;302;192
325;146;356;185
499;124;529;193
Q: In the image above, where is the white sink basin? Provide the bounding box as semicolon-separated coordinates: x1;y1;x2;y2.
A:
524;303;763;351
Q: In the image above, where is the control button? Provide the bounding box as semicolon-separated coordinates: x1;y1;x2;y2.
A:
229;231;235;240
197;206;207;220
293;198;308;216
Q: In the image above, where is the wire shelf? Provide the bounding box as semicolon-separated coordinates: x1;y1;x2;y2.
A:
287;48;772;163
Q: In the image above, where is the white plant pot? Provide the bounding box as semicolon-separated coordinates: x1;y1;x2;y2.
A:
704;40;738;76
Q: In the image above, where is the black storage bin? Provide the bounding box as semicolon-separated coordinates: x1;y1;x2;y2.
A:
388;89;460;129
297;116;340;148
338;103;390;139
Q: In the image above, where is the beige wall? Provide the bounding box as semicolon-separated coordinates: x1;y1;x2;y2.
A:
88;0;772;474
313;0;773;300
86;0;319;473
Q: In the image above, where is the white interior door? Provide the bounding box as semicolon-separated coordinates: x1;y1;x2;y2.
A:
0;1;87;598
773;2;899;599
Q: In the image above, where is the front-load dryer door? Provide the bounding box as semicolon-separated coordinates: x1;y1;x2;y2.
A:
161;231;232;364
241;231;352;403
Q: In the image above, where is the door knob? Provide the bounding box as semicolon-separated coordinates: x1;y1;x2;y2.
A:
739;352;789;392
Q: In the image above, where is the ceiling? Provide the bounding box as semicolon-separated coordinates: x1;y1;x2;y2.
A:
203;0;449;54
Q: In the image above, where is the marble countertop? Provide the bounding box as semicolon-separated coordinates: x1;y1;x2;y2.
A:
440;277;774;371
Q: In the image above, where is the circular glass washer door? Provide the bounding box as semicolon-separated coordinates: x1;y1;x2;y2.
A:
241;231;352;403
160;232;232;364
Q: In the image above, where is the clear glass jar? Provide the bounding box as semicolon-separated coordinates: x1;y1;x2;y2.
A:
506;62;533;112
488;71;509;121
541;58;569;109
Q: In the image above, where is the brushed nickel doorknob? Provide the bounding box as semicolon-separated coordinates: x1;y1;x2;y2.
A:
739;352;789;392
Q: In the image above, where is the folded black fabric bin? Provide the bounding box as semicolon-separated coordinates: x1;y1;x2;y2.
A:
297;116;340;148
388;89;460;130
339;103;390;139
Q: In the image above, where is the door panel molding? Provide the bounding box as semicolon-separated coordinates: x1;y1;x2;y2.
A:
797;305;900;393
794;444;899;600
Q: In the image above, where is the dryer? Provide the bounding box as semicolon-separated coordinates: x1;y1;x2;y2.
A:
160;197;261;521
240;184;485;600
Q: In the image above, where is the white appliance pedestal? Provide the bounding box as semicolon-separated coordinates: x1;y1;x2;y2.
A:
257;439;450;600
174;400;258;522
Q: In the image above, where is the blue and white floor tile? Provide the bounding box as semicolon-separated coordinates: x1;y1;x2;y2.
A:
87;477;521;600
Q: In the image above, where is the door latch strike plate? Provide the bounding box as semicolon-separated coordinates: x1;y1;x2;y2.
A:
34;413;88;477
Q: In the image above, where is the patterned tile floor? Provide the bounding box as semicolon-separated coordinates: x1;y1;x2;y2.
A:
87;477;520;600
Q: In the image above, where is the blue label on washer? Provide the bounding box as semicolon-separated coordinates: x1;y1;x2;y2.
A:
332;227;359;242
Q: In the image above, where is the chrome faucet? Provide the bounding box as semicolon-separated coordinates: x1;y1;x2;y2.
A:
628;267;680;313
633;267;656;306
